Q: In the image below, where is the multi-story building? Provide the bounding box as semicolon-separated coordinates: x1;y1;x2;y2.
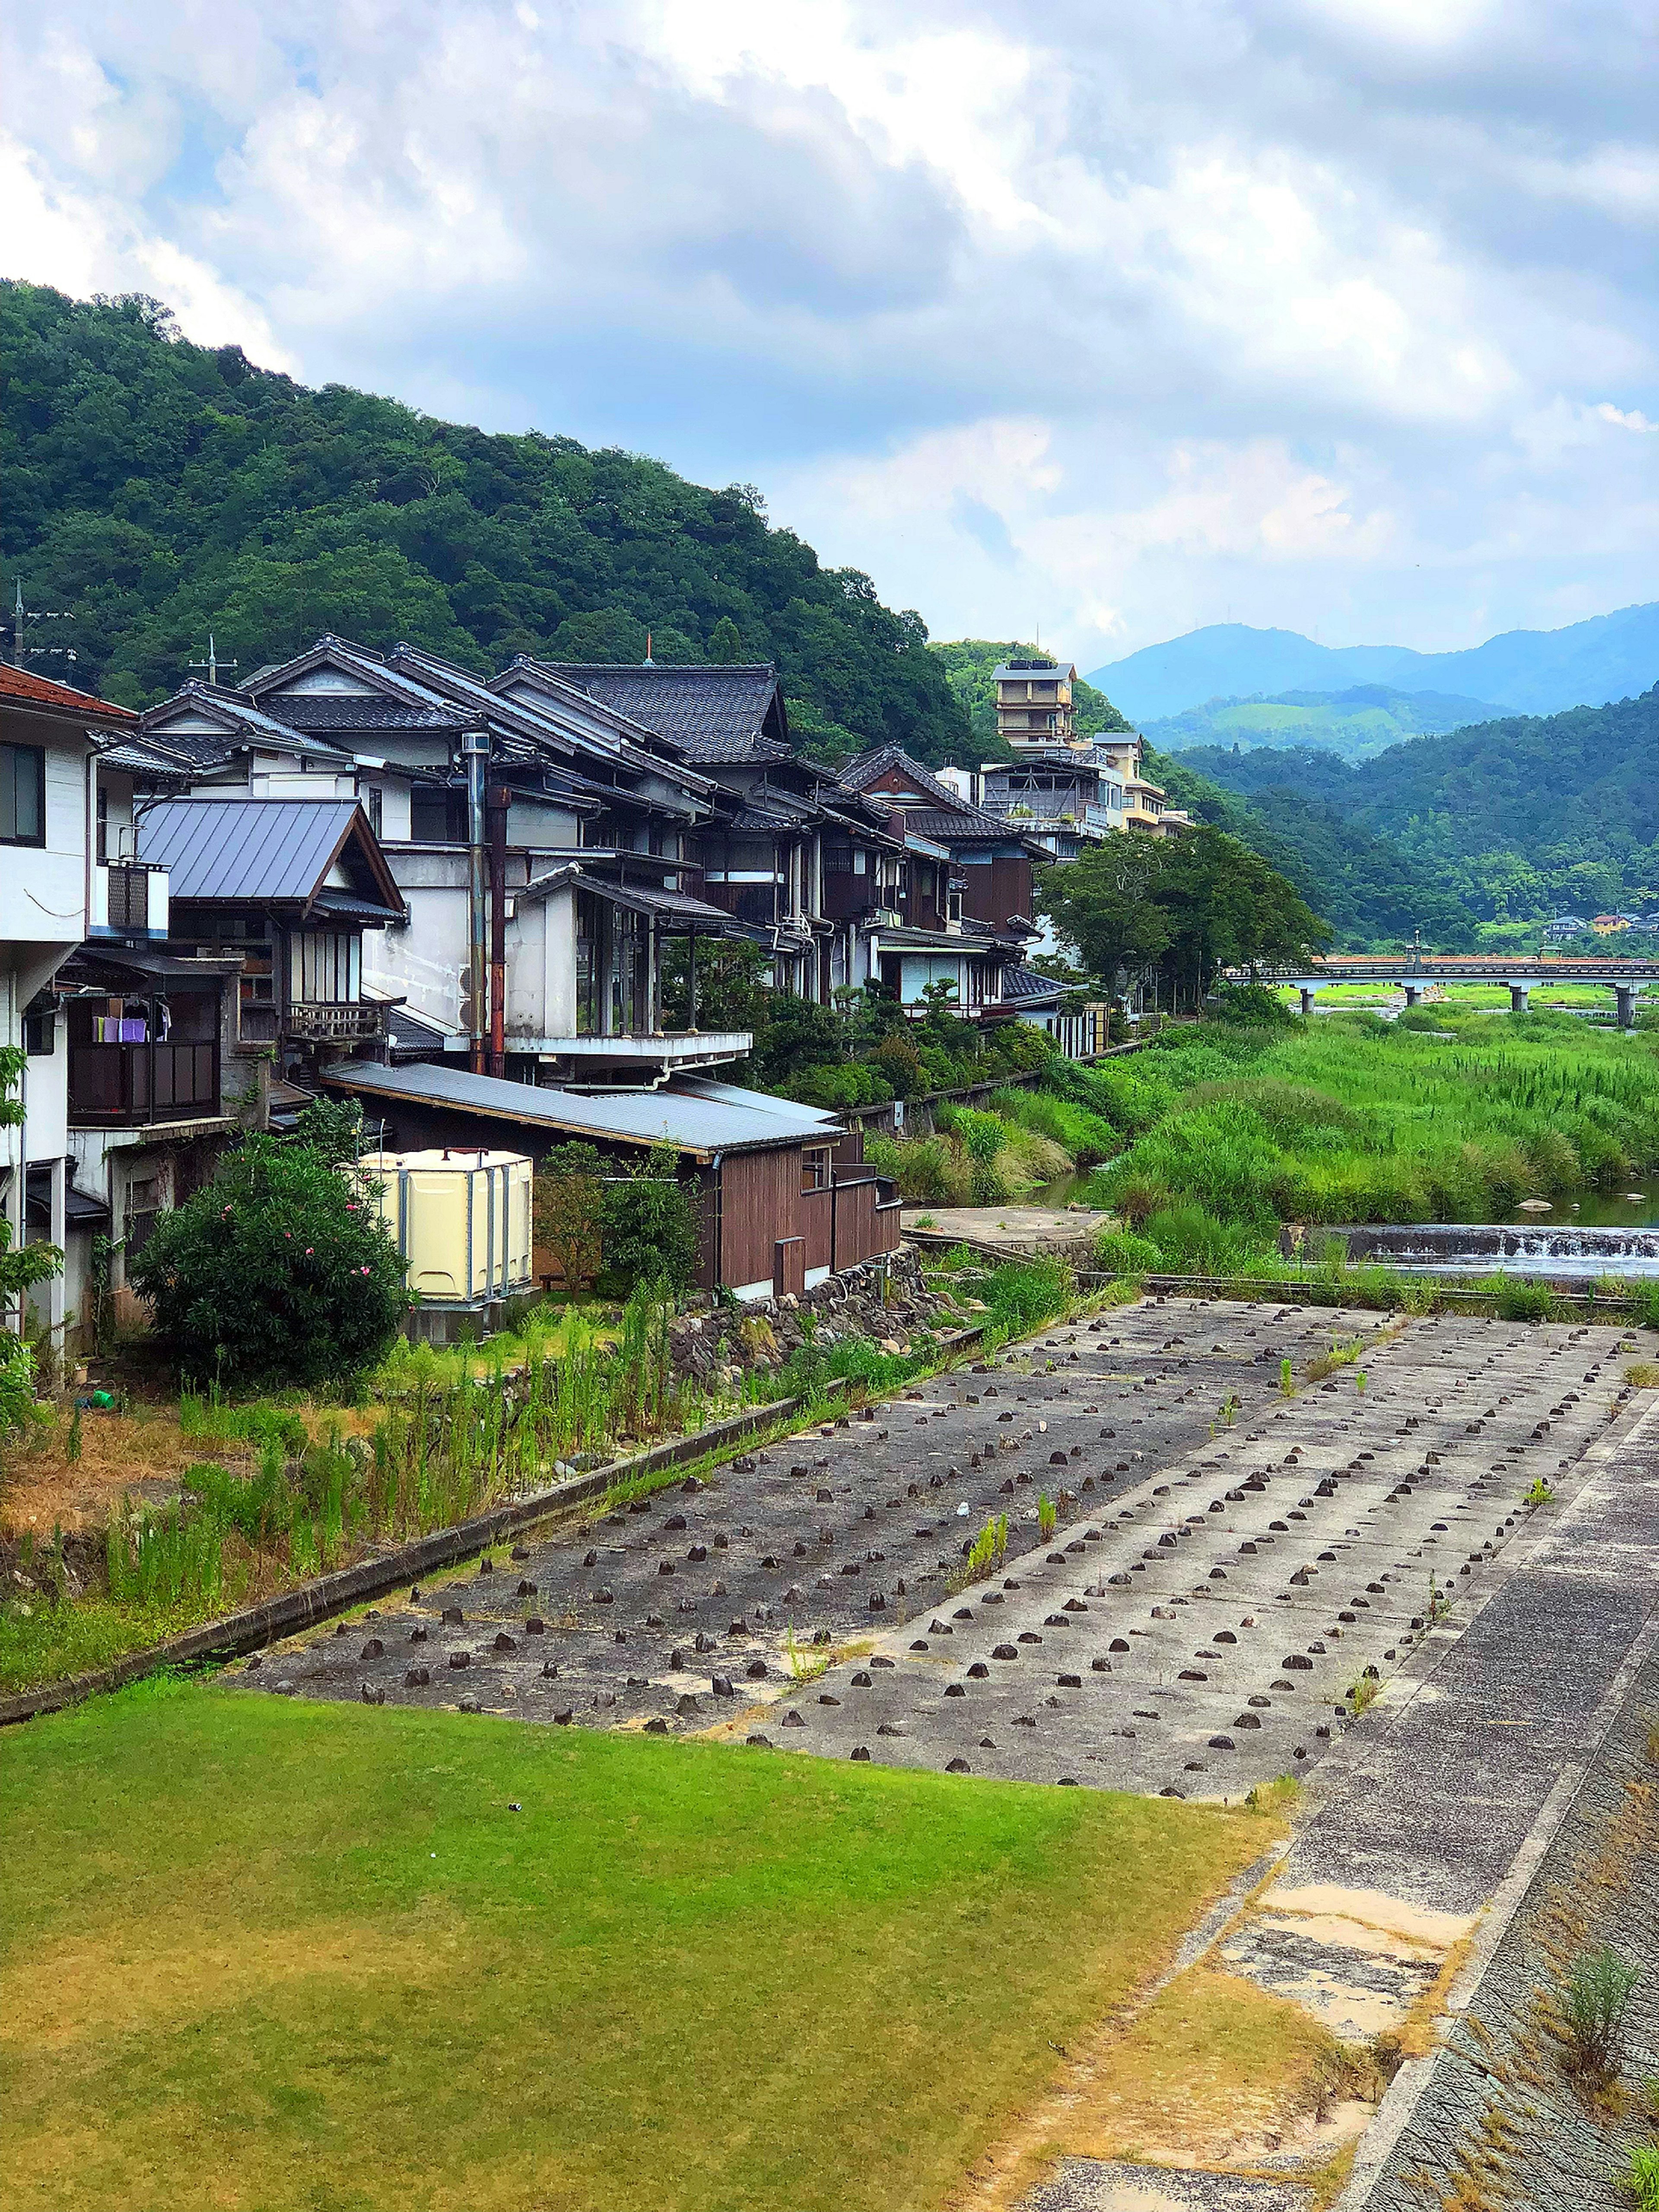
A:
0;665;168;1349
993;656;1077;748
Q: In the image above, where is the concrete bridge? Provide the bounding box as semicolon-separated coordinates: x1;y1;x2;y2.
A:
1260;956;1659;1027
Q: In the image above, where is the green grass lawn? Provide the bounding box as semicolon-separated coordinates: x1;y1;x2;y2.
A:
0;1680;1271;2212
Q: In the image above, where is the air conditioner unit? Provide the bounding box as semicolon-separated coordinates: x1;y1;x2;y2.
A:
871;907;903;928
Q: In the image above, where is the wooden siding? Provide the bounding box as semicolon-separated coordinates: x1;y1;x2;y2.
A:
716;1146;801;1289
961;854;1033;927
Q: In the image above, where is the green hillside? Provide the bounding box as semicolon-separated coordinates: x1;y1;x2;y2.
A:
1142;683;1503;763
1173;686;1659;924
1144;747;1477;950
0;283;970;763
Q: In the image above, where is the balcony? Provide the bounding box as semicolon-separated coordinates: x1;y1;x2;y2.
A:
69;1039;220;1128
531;1030;753;1088
286;1001;389;1042
90;861;169;942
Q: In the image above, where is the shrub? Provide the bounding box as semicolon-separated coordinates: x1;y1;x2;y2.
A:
598;1144;700;1296
129;1134;409;1386
869;1032;925;1098
534;1141;606;1294
1210;980;1297;1027
1494;1276;1555;1322
1626;2146;1659;2212
1560;1945;1640;2079
1142;1202;1267;1277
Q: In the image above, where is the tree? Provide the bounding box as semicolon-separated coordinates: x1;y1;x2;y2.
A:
1035;826;1327;1008
599;1145;700;1295
534;1142;606;1294
708;615;744;664
1035;833;1173;988
129;1133;409;1385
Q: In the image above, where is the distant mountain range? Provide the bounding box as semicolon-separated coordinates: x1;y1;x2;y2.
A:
1140;684;1504;764
1089;603;1659;722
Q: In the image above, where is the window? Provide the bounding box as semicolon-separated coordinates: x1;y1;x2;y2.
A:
1;744;44;845
22;1010;55;1056
802;1146;831;1192
411;790;466;842
290;931;361;1004
365;785;384;838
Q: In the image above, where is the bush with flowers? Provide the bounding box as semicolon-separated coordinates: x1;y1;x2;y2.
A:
129;1132;410;1386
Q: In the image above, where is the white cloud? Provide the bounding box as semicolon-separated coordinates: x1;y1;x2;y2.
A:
1;0;1657;661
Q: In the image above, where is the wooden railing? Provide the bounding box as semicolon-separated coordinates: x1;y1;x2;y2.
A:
286;1002;388;1041
69;1041;219;1126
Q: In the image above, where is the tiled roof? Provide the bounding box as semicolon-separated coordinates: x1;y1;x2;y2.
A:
1000;963;1065;1005
541;664;786;758
266;695;465;734
140;686;356;765
839;747;1036;845
0;663;136;719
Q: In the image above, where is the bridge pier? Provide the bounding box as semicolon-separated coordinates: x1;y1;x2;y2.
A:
1508;983;1531;1015
1616;984;1636;1030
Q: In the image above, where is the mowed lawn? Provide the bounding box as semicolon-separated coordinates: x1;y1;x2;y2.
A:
0;1680;1274;2212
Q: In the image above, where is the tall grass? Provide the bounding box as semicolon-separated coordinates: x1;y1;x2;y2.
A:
1093;1011;1659;1236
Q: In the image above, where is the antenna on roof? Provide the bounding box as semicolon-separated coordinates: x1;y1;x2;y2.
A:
643;630;655;667
188;631;237;687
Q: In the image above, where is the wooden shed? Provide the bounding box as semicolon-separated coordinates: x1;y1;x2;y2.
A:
319;1062;901;1300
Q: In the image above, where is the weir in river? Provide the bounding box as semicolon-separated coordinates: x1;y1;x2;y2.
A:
1287;1221;1659;1278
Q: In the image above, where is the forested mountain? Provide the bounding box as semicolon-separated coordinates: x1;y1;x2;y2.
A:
1172;686;1659;925
1144;748;1478;949
0;283;970;762
1091;606;1659;721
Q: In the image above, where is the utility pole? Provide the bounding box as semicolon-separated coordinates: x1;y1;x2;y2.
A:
7;580;76;668
188;632;237;687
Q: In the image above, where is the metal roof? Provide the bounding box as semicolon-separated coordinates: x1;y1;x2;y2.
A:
319;1060;841;1156
140;798;371;905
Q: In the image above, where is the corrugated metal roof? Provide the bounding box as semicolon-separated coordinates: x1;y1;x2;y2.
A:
140;798;362;903
319;1060;840;1155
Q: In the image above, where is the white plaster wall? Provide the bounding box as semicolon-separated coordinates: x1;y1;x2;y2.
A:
22;1025;67;1160
503;887;576;1039
6;739;89;949
364;870;470;1032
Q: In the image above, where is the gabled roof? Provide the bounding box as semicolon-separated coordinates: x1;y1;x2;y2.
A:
517;862;742;933
0;663;137;728
539;664;790;762
840;746;1049;852
999;964;1065;1007
140;683;357;767
137;798;404;917
319;1060;839;1158
264;695;464;735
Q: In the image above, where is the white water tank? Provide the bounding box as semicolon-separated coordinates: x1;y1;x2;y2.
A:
360;1147;534;1305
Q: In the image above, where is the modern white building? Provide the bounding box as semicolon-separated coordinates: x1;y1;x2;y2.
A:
0;664;154;1348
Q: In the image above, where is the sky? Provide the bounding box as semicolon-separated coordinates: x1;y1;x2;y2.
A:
4;0;1658;670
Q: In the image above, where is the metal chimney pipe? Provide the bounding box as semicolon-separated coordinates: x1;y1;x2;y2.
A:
463;728;489;1074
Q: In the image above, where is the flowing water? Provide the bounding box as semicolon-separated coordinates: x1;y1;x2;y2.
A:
1305;1218;1659;1279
